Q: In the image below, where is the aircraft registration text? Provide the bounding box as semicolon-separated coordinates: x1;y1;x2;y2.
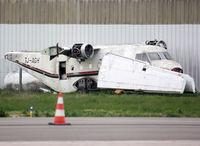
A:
25;57;40;63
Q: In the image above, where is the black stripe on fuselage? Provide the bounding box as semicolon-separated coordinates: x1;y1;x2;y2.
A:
17;61;59;78
16;61;99;79
67;73;98;77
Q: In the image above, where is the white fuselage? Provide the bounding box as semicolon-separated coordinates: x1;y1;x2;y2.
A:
5;44;182;93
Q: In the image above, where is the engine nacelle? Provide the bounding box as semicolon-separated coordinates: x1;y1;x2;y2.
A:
145;39;167;49
71;44;94;60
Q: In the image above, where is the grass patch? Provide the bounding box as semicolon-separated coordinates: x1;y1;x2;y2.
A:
0;107;8;117
0;89;200;117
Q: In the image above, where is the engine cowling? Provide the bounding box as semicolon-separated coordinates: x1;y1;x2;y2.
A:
145;40;167;49
71;44;94;60
156;40;167;49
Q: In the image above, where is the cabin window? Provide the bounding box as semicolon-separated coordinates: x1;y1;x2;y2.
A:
49;47;57;56
141;54;149;62
136;53;149;63
162;52;172;60
158;52;172;60
49;47;63;56
147;52;161;61
136;54;142;60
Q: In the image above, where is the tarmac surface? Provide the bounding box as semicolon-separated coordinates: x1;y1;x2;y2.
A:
0;117;200;141
0;117;200;146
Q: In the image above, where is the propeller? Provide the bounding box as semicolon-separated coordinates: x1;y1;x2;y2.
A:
50;43;71;61
56;43;59;56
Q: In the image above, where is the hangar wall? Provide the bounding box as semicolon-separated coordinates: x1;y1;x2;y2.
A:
1;0;200;24
0;0;200;91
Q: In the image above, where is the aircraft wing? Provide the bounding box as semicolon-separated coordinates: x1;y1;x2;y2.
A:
97;53;195;94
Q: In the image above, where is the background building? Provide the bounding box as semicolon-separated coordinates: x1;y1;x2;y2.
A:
0;0;199;91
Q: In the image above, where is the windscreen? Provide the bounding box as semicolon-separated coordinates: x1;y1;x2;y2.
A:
162;52;172;60
136;53;149;62
148;53;161;61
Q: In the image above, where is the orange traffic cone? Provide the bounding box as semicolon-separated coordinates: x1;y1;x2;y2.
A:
49;92;71;125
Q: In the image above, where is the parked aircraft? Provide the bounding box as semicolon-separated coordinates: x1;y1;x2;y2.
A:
4;40;195;93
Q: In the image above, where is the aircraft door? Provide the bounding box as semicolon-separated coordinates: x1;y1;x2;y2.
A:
59;61;67;80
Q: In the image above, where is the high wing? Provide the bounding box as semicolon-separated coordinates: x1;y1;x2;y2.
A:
97;53;195;94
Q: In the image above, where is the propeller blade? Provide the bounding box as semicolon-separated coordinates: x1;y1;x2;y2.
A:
56;43;59;56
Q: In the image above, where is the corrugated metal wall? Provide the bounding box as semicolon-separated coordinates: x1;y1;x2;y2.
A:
1;0;200;24
0;0;200;91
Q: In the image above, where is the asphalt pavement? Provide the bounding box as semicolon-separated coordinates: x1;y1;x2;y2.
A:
0;117;200;141
0;117;200;146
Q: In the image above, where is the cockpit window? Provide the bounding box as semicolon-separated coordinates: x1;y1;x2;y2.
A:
148;52;161;60
136;52;173;62
135;54;142;60
49;47;63;56
162;52;172;60
136;53;149;63
141;54;149;62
